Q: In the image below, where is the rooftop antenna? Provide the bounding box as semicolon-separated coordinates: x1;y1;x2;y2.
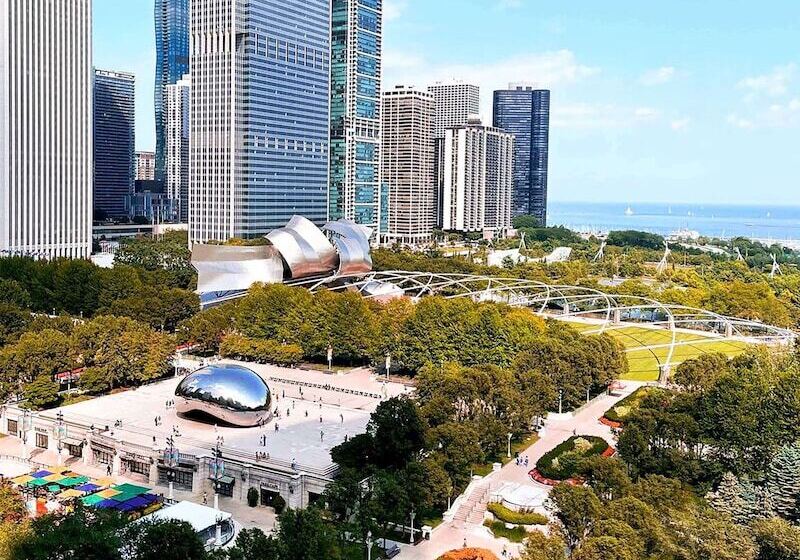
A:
770;254;783;278
656;241;671;274
734;247;745;262
593;241;607;262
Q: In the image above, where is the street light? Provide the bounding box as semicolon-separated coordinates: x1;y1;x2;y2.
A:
56;412;64;466
166;436;177;500
213;435;224;511
215;513;224;547
366;531;374;560
506;432;513;458
409;507;416;544
384;353;391;380
558;389;564;415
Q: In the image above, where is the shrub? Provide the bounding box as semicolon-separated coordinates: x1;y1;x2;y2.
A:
487;503;547;525
482;520;527;543
604;386;661;423
272;494;287;514
536;435;609;481
220;333;303;366
247;487;258;508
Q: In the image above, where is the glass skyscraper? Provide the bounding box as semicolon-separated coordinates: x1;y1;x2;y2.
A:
189;0;331;244
493;85;551;225
93;69;136;220
154;0;189;184
329;0;383;236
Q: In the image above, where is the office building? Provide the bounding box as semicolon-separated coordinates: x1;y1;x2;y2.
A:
94;69;136;220
329;0;383;235
0;0;93;259
189;0;331;244
381;87;435;245
442;118;513;233
427;82;480;227
154;0;189;184
136;152;156;181
165;74;190;222
493;84;551;224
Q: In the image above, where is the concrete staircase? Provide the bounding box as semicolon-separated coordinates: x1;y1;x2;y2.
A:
452;483;490;528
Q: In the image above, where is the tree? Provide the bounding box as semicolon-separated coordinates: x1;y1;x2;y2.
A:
706;472;748;522
753;517;800;560
674;353;731;392
0;279;31;308
225;528;283;560
367;397;427;469
428;422;484;487
571;537;639;560
548;484;602;550
114;231;195;289
513;215;541;229
52;259;102;316
277;507;341;560
765;443;800;520
578;456;632;502
520;531;567;560
121;519;206;560
101;286;199;332
0;329;72;403
0;304;30;346
177;305;236;354
23;375;60;409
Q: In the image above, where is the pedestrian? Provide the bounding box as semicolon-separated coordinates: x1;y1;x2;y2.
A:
340;413;344;423
305;410;309;418
502;545;507;558
320;430;324;441
202;491;208;505
106;464;112;477
275;423;279;432
515;457;519;466
524;456;529;467
463;537;467;549
319;416;323;423
573;428;577;436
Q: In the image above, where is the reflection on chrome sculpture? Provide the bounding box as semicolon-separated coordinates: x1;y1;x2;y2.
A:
192;216;374;301
175;364;273;427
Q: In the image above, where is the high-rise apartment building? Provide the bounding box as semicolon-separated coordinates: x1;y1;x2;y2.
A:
427;82;480;227
93;69;136;220
493;84;551;224
189;0;331;244
329;0;383;235
165;74;190;223
154;0;189;184
381;86;436;245
136;152;156;181
442;118;513;233
0;0;93;259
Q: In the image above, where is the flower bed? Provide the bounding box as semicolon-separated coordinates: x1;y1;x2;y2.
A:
535;435;611;481
487;502;547;526
602;386;664;425
437;549;500;560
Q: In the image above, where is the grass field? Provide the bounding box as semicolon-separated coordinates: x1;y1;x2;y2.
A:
565;322;750;381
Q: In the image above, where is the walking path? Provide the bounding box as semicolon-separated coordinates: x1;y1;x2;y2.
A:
398;381;644;559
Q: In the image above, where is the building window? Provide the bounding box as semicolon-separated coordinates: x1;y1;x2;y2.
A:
358;9;378;32
356;99;376;119
35;433;48;449
158;466;193;491
357;34;377;56
357;56;377;77
94;449;113;465
6;419;18;436
127;460;150;476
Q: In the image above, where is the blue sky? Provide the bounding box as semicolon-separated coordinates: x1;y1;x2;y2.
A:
94;0;800;205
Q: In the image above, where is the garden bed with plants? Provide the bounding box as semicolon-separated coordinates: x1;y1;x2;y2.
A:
486;503;547;526
533;435;611;482
482;520;528;543
602;386;664;426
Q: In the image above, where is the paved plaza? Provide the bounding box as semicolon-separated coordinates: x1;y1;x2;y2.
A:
37;359;409;472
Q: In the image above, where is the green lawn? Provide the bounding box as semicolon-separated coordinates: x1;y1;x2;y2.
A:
565;322;750;382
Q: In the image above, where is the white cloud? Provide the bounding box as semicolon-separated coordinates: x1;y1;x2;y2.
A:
634;107;660;120
383;0;408;22
496;0;523;8
737;64;796;98
726;98;800;129
551;104;663;130
670;118;691;131
383;50;425;71
727;114;755;129
640;66;675;86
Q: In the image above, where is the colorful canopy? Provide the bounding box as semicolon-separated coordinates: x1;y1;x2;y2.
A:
26;478;49;487
81;494;106;506
31;470;53;479
123;496;152;509
10;475;34;485
59;476;89;487
75;483;100;493
46;485;61;493
56;489;84;500
93;477;114;488
94;499;118;509
47;466;70;474
113;483;150;495
96;488;121;499
43;474;65;483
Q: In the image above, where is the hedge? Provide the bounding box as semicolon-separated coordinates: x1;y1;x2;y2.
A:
535;435;609;481
603;386;662;423
220;333;304;366
487;503;547;525
483;520;527;543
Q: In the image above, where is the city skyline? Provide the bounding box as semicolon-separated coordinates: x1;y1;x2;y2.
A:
95;0;800;206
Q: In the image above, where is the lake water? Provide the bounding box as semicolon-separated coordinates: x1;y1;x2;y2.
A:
548;202;800;244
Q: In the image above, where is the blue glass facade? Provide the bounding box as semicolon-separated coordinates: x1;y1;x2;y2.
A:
493;88;550;225
93;70;135;219
329;0;382;234
236;0;331;236
154;0;189;183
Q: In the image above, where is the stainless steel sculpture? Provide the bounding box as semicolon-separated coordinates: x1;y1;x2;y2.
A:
266;216;339;279
323;220;373;276
192;245;285;294
175;364;272;427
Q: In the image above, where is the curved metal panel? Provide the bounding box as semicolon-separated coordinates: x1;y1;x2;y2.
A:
175;364;273;427
266;215;337;279
323;219;373;275
192;244;285;294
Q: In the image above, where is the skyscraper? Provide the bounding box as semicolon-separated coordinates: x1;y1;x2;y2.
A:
329;0;383;236
427;82;480;227
0;0;93;259
442;118;513;233
136;152;156;181
381;86;436;245
189;0;331;244
493;84;551;224
154;0;189;184
93;69;136;220
165;74;190;223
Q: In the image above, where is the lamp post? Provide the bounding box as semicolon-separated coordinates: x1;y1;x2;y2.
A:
56;411;64;466
384;353;391;379
215;513;223;547
166;435;176;500
366;531;374;560
586;386;591;405
213;435;224;511
409;507;416;544
506;432;513;458
558;389;564;415
327;344;333;371
20;409;30;460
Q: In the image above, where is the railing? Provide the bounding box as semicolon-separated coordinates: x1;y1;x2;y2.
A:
269;376;383;400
